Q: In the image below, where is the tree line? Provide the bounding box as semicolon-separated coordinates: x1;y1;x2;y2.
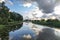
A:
0;2;23;25
31;19;60;28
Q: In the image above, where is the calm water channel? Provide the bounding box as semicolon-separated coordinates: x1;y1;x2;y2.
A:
0;22;60;40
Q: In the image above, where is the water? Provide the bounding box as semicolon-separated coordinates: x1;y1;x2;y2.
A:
9;22;36;40
9;22;60;40
0;22;60;40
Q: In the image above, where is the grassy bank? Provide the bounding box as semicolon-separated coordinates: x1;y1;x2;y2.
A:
0;21;23;29
0;25;6;29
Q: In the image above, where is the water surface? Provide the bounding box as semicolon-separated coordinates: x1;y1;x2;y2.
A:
9;22;60;40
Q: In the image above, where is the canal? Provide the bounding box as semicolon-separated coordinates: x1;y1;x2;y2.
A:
0;22;60;40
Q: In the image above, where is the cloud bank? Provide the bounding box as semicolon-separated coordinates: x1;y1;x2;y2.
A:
1;0;60;14
20;0;57;13
35;0;55;13
18;0;60;13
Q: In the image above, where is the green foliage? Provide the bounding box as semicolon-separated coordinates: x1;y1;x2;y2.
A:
0;2;23;25
0;22;23;40
0;2;23;40
10;12;23;21
32;19;60;28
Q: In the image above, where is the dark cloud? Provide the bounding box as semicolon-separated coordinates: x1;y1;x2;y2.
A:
22;0;55;13
35;0;55;13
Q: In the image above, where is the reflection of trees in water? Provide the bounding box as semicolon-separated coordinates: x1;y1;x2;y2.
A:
0;23;23;40
37;28;60;40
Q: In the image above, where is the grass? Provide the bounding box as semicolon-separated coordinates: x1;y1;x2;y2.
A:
0;25;6;29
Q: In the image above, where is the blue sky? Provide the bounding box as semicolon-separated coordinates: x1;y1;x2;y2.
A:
5;0;37;15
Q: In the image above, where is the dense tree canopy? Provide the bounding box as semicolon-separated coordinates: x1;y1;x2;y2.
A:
0;2;23;25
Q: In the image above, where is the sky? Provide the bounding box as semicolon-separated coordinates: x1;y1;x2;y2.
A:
0;0;60;19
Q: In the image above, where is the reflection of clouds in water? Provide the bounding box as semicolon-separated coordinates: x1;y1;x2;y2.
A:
37;28;60;40
23;34;32;40
31;25;42;35
30;23;60;40
54;29;60;38
30;23;60;36
9;22;60;40
26;22;60;40
30;24;48;36
9;29;36;40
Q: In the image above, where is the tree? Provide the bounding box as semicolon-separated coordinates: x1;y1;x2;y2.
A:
0;2;23;24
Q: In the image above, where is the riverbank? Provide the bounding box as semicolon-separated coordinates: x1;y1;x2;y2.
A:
0;21;23;40
31;19;60;28
0;21;23;29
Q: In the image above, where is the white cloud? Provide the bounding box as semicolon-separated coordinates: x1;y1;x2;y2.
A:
23;3;32;8
31;7;43;17
23;6;44;19
35;11;43;17
54;5;60;15
0;0;4;3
